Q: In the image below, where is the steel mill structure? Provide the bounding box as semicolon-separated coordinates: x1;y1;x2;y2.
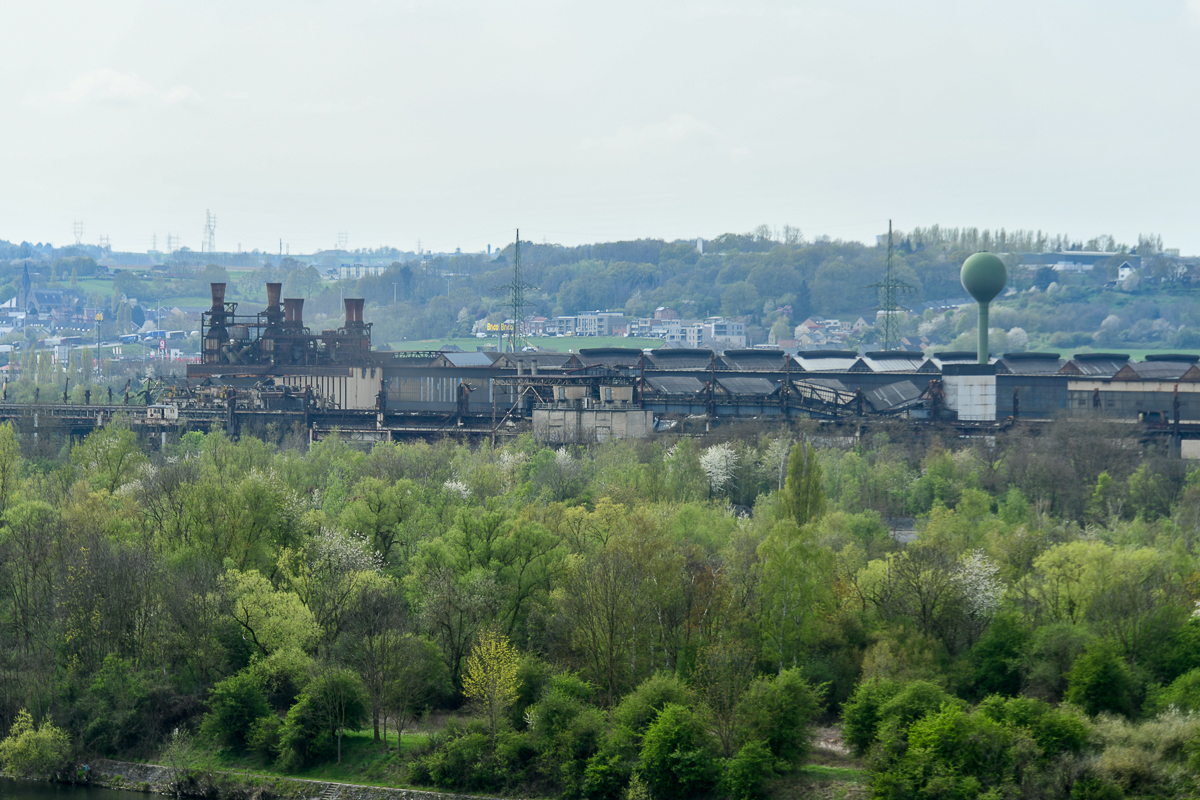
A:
3;275;1200;454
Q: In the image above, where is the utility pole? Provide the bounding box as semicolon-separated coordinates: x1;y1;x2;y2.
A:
392;283;398;303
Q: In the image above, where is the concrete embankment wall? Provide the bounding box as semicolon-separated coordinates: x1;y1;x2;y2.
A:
89;759;514;800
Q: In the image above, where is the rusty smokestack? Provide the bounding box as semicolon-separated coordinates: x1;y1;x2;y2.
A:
210;283;226;309
265;283;282;313
351;298;365;323
284;298;304;325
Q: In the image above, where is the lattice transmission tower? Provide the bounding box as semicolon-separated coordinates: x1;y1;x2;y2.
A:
73;221;84;245
202;210;217;253
866;220;913;352
493;229;538;353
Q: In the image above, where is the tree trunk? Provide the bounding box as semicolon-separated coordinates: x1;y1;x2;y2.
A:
373;710;380;742
337;731;342;763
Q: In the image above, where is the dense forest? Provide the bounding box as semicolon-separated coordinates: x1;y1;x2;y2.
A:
1;418;1199;798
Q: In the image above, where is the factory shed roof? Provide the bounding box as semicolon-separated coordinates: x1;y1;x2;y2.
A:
920;352;996;373
716;377;778;395
719;349;793;371
645;349;717;370
432;351;496;367
491;352;579;371
996;353;1067;375
1061;353;1130;377
865;380;924;412
854;351;927;373
644;375;706;394
794;350;859;372
1112;359;1200;382
577;348;645;369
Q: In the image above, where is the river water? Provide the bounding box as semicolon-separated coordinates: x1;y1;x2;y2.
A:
0;778;146;800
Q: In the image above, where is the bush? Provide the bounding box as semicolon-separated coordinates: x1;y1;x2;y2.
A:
529;682;605;796
413;719;537;794
637;704;719;800
0;709;71;776
735;668;823;766
720;740;776;800
1066;645;1135;717
972;614;1030;698
976;695;1090;758
200;670;271;751
247;715;282;760
841;678;901;756
873;680;959;757
1147;667;1200;714
277;668;369;769
873;705;1013;800
611;673;691;737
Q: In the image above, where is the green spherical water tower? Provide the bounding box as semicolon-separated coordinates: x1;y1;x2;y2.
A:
960;252;1007;364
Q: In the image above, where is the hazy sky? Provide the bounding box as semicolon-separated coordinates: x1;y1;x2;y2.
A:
2;1;1198;255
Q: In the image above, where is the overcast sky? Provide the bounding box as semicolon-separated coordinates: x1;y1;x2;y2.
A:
2;0;1198;255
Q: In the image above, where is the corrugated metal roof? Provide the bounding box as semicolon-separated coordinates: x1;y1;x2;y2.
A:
646;350;716;370
795;355;858;372
717;377;778;395
997;354;1067;375
1113;361;1200;381
719;349;791;371
1062;355;1129;377
440;352;496;367
645;376;706;394
866;380;923;411
855;354;927;373
577;348;644;368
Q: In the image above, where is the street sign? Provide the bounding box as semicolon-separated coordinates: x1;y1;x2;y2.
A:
159;339;166;351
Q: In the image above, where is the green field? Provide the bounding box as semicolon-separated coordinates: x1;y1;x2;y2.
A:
388;335;667;353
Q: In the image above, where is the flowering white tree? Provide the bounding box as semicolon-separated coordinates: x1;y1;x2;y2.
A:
1006;327;1029;351
443;478;470;500
700;442;738;496
953;549;1003;638
761;438;790;491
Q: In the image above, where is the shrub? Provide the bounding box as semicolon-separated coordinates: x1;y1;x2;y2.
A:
972;613;1030;698
247;715;282;760
976;695;1090;758
720;740;776;800
734;668;823;766
1066;645;1135;717
529;684;605;795
200;670;271;751
873;679;959;757
873;705;1013;800
841;678;901;756
1147;667;1200;714
637;704;719;800
0;709;71;776
611;673;691;736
